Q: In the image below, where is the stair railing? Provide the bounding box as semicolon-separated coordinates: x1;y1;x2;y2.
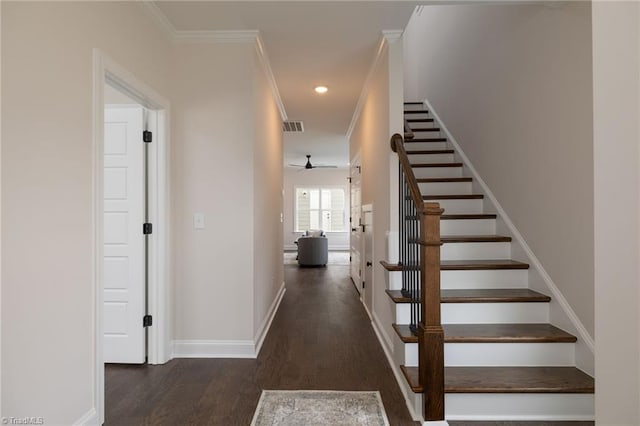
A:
390;129;445;421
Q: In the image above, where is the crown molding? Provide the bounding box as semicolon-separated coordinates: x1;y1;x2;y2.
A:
346;34;388;140
256;35;288;121
382;29;404;43
139;1;177;40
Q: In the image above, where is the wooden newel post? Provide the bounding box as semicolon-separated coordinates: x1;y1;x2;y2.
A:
418;202;445;421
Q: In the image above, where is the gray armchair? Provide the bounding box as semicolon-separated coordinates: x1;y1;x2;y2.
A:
297;231;328;266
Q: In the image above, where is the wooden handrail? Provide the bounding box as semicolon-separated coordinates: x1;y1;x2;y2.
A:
390;133;423;215
391;131;445;421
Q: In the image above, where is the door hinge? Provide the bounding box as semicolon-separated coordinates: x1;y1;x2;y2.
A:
362;281;365;289
143;315;153;327
347;177;352;183
143;223;153;235
143;130;153;143
349;255;352;262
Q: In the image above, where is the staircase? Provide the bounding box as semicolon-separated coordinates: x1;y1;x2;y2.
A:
381;101;594;422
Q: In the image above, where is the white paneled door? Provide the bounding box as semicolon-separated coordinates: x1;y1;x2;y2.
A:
103;107;146;363
350;156;362;294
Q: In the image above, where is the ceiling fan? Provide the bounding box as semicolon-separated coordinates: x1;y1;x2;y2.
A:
289;155;338;170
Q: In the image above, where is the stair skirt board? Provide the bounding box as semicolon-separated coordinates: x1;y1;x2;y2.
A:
418;181;473;195
444;393;594;421
441;242;511;261
441;219;497;235
403;342;575;368
441;269;529;289
395;303;549;325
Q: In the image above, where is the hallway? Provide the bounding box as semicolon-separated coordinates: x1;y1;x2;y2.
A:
105;264;417;425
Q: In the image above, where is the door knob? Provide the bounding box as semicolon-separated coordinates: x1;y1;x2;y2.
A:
366;261;372;267
352;228;357;232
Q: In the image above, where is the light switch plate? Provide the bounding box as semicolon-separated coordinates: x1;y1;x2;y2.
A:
194;213;205;229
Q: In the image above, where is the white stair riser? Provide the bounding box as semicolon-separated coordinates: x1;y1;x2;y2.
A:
412;166;463;179
403;342;575;368
412;131;444;139
395;302;549;325
428;198;483;214
441;242;511;261
418;181;472;195
445;393;594;421
404;104;425;111
441;219;496;235
387;270;402;291
408;153;455;163
441;269;529;289
405;142;449;151
411;124;439;132
405;113;430;119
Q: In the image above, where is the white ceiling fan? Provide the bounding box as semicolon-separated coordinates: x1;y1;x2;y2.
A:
289;155;338;171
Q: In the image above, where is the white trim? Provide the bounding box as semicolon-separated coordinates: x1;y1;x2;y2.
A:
371;312;422;422
422;97;595;357
255;34;288;121
254;283;286;356
172;340;257;358
361;297;373;321
285;244;350;251
93;49;172;425
424;422;449;426
139;1;176;40
346;35;388;140
73;408;98;426
346;30;404;140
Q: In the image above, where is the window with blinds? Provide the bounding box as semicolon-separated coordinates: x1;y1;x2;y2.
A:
295;187;346;232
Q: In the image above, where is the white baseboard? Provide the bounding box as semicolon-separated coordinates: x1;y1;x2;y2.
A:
424;422;449;426
254;282;286;356
284;244;350;251
173;283;286;359
73;408;98;426
422;98;595;373
172;339;256;358
371;312;422;422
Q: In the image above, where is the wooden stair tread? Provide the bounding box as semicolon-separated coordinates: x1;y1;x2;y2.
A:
385;288;549;304
411;127;441;132
441;235;511;243
446;367;594;393
441;214;497;220
406;118;435;123
404;101;424;105
417;177;472;182
401;366;594;394
411;162;462;168
407;149;454;155
392;323;576;344
404;110;429;114
441;288;550;303
441;259;530;270
405;137;447;143
423;194;483;200
382;259;529;271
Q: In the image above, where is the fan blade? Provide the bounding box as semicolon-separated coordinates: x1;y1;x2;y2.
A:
312;165;338;168
288;164;305;167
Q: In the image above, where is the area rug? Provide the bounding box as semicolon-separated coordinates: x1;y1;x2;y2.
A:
251;390;390;426
284;251;350;266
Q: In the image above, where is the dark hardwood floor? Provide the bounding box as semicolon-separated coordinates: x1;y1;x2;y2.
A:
105;264;418;425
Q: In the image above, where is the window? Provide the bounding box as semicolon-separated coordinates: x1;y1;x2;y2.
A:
295;187;346;232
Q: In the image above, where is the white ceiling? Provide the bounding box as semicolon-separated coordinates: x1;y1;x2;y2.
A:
154;1;417;167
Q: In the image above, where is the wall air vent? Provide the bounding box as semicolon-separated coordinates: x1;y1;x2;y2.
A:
283;121;304;133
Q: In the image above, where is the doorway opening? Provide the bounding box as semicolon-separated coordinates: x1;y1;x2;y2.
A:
93;50;170;424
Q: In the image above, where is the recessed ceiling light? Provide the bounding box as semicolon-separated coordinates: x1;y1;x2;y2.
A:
314;86;328;94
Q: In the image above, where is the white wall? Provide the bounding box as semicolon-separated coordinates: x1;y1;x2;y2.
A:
171;42;256;342
252;47;285;340
403;3;595;338
283;167;349;251
349;37;401;347
593;2;640;424
2;2;171;423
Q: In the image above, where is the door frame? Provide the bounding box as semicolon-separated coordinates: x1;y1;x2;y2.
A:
361;204;374;319
92;49;171;424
